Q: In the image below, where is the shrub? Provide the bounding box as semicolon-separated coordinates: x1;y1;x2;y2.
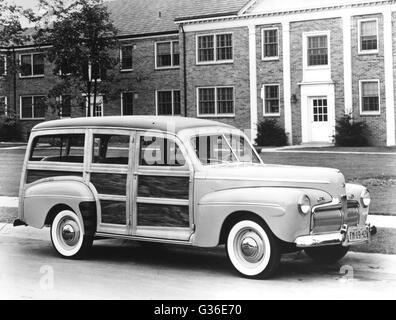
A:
335;115;369;147
0;115;22;142
255;119;288;147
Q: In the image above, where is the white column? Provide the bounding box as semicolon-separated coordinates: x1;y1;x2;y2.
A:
248;24;258;142
282;21;293;144
384;8;396;146
342;13;353;115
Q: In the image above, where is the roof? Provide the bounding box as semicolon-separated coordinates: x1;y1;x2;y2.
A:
32;116;233;133
106;0;250;36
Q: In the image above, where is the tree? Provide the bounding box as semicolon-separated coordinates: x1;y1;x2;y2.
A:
33;0;119;117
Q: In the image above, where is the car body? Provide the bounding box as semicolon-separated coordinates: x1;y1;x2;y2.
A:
14;116;372;278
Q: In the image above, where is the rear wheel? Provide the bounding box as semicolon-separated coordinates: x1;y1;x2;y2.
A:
50;210;93;258
226;219;281;279
304;245;349;264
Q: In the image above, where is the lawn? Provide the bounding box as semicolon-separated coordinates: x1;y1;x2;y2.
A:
261;151;396;215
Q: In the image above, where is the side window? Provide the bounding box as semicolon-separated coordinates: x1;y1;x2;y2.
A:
139;135;186;167
30;134;85;163
92;134;130;165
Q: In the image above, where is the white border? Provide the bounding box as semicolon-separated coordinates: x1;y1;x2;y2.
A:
261;27;279;60
262;84;281;117
359;79;381;116
19;95;46;120
358;17;379;55
196;32;234;65
196;86;235;118
155;40;180;70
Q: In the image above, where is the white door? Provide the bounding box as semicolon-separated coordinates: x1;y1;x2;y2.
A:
309;97;332;142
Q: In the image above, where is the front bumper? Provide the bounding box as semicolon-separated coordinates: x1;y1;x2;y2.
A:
295;224;373;248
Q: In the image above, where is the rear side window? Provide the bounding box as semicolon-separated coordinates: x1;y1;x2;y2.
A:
92;134;130;165
30;134;85;163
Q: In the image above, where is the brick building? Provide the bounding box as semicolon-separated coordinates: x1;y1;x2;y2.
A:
1;0;396;146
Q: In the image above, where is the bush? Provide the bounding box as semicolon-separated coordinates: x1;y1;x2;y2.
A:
0;115;22;142
255;119;288;147
335;115;369;147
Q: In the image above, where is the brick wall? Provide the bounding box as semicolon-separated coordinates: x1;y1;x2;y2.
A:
290;18;344;144
351;13;386;146
182;27;251;134
255;23;284;129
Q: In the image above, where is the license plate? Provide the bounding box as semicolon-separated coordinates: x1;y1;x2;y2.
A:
346;226;369;244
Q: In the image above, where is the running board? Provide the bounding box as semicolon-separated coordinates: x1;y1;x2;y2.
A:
95;232;193;246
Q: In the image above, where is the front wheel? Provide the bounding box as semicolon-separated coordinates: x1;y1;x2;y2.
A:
226;219;281;279
50;210;93;258
304;245;349;264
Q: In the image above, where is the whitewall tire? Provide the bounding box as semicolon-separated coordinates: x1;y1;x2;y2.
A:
50;210;92;258
226;219;280;279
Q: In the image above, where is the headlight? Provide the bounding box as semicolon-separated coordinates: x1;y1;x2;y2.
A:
361;189;371;207
298;195;311;215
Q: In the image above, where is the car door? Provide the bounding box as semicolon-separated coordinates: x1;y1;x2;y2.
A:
132;130;194;241
86;129;134;235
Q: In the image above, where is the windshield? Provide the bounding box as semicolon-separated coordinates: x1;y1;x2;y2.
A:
190;133;261;165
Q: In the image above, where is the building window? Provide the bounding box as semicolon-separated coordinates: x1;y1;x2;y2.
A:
156;90;181;115
58;95;71;118
197;33;233;63
360;80;380;114
20;96;46;119
263;85;280;116
121;92;134;115
0;55;6;76
262;28;279;59
0;96;7;116
20;53;45;77
85;95;103;117
120;45;133;70
197;87;234;117
307;35;328;66
156;41;179;69
359;19;378;53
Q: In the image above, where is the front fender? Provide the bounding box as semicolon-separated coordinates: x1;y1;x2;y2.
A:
191;187;332;247
22;177;96;229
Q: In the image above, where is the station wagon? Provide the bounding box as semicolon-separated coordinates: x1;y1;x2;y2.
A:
14;116;373;278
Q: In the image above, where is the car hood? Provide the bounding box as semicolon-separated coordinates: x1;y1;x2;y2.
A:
196;163;346;196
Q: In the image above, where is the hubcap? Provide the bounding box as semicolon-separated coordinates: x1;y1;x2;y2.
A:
235;229;265;265
58;218;80;248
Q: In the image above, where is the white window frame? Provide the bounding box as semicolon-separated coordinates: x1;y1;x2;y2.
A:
0;54;7;76
261;27;279;61
120;44;134;72
358;18;379;55
19;52;45;78
155;89;181;116
83;94;104;117
121;92;134;116
196;33;234;65
155;40;180;70
19;95;46;120
303;30;331;70
0;96;7;116
196;86;235;118
88;62;102;82
359;79;381;116
262;84;281;117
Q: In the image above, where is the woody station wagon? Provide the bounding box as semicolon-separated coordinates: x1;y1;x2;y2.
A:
14;116;373;278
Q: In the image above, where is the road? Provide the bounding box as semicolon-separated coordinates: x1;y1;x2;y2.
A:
1;224;396;300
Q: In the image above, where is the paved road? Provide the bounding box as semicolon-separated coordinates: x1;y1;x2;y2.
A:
1;224;396;300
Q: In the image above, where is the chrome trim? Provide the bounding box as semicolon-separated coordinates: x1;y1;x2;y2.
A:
296;224;371;248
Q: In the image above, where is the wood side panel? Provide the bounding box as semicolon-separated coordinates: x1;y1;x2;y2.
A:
100;200;127;225
137;203;189;228
91;173;127;195
26;170;82;184
137;175;189;199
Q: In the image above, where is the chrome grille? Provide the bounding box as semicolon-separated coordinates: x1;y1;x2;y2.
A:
344;200;360;226
312;209;342;233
